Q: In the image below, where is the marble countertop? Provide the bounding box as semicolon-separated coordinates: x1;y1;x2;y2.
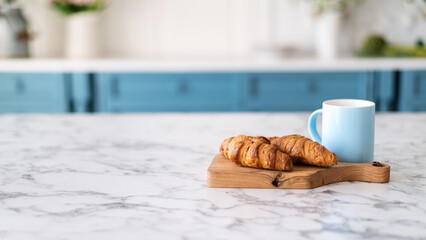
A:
0;58;426;72
0;113;425;240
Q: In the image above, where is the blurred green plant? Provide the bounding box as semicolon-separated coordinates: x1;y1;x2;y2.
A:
51;0;105;16
384;45;426;57
359;34;426;58
311;0;359;14
406;0;426;3
359;35;387;57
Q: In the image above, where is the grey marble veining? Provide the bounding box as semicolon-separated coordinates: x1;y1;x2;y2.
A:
0;113;425;240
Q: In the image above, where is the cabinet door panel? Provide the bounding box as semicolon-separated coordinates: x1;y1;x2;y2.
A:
0;73;68;113
398;71;426;111
245;72;371;111
96;73;239;112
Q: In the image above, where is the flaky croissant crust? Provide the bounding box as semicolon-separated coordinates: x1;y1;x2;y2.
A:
269;134;337;167
220;135;293;171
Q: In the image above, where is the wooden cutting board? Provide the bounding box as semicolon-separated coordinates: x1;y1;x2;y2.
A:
207;154;390;189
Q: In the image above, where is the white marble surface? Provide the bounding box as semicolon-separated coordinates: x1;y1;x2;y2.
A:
0;113;425;240
0;58;426;72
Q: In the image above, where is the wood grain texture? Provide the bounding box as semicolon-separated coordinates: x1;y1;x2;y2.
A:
207;154;390;189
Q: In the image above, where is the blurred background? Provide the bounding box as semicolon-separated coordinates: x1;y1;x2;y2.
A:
1;0;426;113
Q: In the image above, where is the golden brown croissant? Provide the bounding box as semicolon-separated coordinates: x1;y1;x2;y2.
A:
220;135;293;171
268;134;337;167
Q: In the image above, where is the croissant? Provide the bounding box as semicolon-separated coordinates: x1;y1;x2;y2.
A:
268;134;337;167
220;135;293;171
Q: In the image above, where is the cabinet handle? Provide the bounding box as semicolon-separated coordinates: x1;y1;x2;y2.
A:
178;79;189;94
250;77;258;98
111;77;119;97
307;80;317;93
414;74;421;96
15;78;25;94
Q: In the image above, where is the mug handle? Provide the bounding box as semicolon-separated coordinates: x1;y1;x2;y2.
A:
308;109;323;144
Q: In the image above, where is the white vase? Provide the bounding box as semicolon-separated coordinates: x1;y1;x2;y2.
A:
314;12;341;60
65;13;102;59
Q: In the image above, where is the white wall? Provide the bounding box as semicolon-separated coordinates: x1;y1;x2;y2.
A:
22;0;426;59
346;0;426;49
22;0;64;58
101;0;250;59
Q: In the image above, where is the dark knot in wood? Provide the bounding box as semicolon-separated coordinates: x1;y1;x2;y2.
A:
272;173;283;187
372;161;384;167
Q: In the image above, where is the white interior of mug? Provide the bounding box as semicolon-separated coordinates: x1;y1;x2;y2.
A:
324;99;375;108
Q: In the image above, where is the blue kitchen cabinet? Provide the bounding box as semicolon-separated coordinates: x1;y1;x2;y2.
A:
398;71;426;111
242;72;374;111
0;73;69;113
70;73;91;113
94;73;241;112
0;70;419;113
374;71;396;111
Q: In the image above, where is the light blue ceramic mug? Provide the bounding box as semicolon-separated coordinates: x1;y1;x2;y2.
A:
308;99;375;163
